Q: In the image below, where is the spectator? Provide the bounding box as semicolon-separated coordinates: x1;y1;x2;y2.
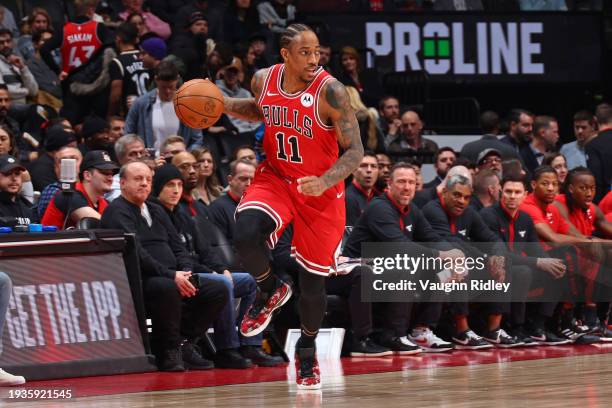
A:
424;147;456;188
0;155;34;223
101;161;228;371
25;29;61;112
108;22;150;117
240;43;258;93
476;148;502;177
192;147;223;207
374;152;392;194
42;150;118;228
29;125;78;191
140;36;167;74
470;168;501;211
37;146;83;220
434;0;484;10
39;0;115;124
501;109;534;153
153;164;283;368
318;44;333;74
119;0;171;40
0;28;39;106
160;135;187;162
377;96;401;150
208;159;255;243
171;12;216;81
560;110;598;170
248;32;271;70
175;0;224;41
387;110;438;162
543;152;568;184
502;158;526;180
233;145;258;166
171;151;208;218
125;61;202;151
223;0;261;46
520;115;559;175
106;134;147;202
216;62;261;133
337;46;378;107
0;273;26;385
127;12;149;39
257;0;296;34
17;8;53;61
586;103;612;203
346;87;384;153
519;0;567;10
79;115;112;155
460;110;519;163
108;116;126;144
0;85;19;137
345;151;379;226
0;6;18;38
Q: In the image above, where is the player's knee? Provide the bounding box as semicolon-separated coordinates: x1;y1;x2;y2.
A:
234;210;274;250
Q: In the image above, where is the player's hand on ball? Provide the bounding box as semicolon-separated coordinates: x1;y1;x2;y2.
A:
297;176;328;196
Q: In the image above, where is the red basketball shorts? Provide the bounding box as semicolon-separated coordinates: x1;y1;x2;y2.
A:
236;165;345;276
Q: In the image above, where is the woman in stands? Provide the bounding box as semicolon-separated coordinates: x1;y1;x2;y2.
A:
192;147;223;206
544;152;569;184
345;86;385;153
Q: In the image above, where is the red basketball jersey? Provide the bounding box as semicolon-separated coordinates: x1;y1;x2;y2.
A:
61;20;102;74
257;64;338;179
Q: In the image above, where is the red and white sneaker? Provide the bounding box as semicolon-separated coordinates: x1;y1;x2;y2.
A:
240;281;292;337
295;345;321;390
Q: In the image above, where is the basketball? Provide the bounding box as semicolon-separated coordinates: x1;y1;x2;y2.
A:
173;79;224;129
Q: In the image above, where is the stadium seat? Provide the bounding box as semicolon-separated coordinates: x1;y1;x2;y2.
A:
76;217;100;230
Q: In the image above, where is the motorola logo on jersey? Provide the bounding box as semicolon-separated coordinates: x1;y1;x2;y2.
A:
261;105;313;138
301;93;314;108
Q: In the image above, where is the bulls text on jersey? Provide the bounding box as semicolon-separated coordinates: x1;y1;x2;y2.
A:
261;106;313;139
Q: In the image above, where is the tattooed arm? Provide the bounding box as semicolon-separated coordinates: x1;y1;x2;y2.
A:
222;68;267;122
297;79;364;196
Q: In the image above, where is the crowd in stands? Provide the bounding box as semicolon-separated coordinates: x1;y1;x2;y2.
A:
0;0;611;379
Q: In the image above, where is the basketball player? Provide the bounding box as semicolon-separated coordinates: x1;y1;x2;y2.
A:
222;24;363;389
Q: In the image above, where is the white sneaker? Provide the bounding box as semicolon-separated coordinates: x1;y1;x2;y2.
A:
0;368;25;386
409;328;454;353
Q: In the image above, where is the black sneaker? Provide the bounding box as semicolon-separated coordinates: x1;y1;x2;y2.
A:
511;326;539;347
351;337;393;357
451;330;493;350
214;348;254;369
591;322;612;342
371;336;418;356
530;328;571;345
482;328;524;348
160;347;185;372
181;340;214;370
240;345;285;367
295;343;321;390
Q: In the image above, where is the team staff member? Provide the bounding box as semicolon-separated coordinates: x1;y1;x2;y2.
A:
345;151;379;226
42;150;117;229
480;175;571;346
422;174;516;349
0;155;34;224
343;163;463;353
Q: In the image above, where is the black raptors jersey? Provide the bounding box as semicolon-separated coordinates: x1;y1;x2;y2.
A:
109;50;150;106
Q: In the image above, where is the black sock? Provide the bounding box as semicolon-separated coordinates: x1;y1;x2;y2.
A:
298;329;317;349
256;268;277;294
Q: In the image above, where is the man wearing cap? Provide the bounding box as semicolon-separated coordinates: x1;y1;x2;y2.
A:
79;116;112;156
0;155;34;224
140;37;167;74
28;124;78;191
125;60;202;152
42;150;118;229
215;62;261;134
171;11;215;81
476;148;503;177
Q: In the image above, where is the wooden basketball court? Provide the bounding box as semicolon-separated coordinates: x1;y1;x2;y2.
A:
3;344;611;407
